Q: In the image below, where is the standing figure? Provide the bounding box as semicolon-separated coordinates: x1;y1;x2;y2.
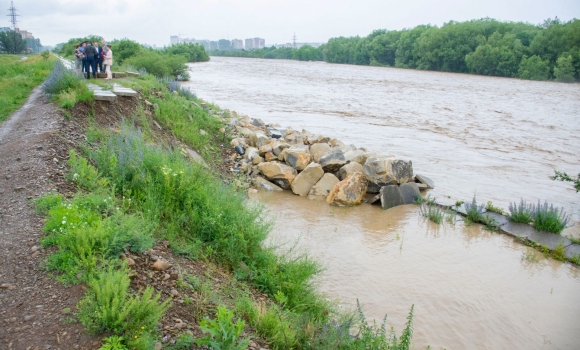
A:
73;45;82;74
84;42;98;79
105;45;113;80
80;42;87;75
94;42;103;73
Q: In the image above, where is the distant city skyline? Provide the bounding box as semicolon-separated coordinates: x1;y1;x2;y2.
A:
1;0;578;46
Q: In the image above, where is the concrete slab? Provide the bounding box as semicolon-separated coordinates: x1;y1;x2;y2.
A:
528;231;571;250
126;71;140;77
416;183;429;190
93;90;117;101
365;194;381;205
480;212;509;226
113;88;138;97
499;221;536;239
452;203;486;217
564;244;580;260
97;73;107;79
113;72;127;78
86;84;102;91
435;197;457;209
253;177;283;191
415;174;435;189
399;183;420;204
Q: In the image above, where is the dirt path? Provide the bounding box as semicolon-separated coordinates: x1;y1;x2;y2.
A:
0;86;99;350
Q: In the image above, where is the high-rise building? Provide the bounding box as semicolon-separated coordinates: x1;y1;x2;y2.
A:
244;38;254;50
170;35;180;45
244;37;265;50
231;39;243;50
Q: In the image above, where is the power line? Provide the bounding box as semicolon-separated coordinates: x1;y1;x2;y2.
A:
7;1;20;29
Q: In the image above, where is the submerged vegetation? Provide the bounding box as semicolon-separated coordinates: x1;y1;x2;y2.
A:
419;203;444;224
551;170;580;192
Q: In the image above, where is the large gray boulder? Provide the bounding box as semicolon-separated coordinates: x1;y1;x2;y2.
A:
363;157;414;186
291;163;324;196
272;141;290;156
249;131;271;148
285;145;312;171
309;173;340;196
244;147;259;161
257;162;297;189
310;143;330;162
319;147;346;173
380;185;403;210
337;162;364;181
344;149;368;165
415;174;435;189
399;183;420;204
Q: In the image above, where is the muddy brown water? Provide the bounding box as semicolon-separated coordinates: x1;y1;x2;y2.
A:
184;57;580;349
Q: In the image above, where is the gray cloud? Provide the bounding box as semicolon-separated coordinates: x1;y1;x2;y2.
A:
2;0;579;46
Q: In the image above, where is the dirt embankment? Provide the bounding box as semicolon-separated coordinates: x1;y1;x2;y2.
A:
1;86;270;350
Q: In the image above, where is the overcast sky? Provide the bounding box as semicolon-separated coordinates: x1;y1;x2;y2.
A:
2;0;579;47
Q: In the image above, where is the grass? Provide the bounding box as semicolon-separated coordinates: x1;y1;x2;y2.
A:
485;201;504;215
0;54;56;122
420;204;444;224
34;68;417;349
480;214;499;231
414;194;436;206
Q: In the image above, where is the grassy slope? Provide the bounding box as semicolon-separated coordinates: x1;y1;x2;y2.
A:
35;71;415;349
0;54;56;123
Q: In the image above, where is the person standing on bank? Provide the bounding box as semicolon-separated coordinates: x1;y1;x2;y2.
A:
84;42;98;79
94;42;103;73
105;45;113;80
80;42;87;75
74;45;82;74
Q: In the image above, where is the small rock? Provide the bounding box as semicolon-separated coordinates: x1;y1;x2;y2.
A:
163;274;171;281
253;177;283;191
151;259;171;271
154;342;163;350
170;289;179;297
234;145;245;155
24;315;34;321
199;129;207;136
30;246;39;252
415;174;435;189
170;272;179;280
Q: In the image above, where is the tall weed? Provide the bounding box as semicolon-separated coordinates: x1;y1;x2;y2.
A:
530;200;570;234
508;199;533;224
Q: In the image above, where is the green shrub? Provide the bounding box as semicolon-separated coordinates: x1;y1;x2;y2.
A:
66;150;102;190
481;214;499;231
77;265;171;335
124;51;189;80
518;55;550;80
164;43;209;62
34;193;63;214
99;335;129;350
196;305;249;350
41;51;51;60
485;201;504;215
508;199;533;224
554;54;576;82
530;200;570;234
58;89;77;109
464;196;485;222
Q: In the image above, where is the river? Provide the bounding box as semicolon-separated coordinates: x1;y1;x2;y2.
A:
183;57;580;349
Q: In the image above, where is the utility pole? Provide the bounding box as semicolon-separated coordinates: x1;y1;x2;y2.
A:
7;1;20;29
7;1;22;54
293;32;297;48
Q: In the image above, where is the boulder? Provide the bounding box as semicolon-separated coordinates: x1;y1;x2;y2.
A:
363;157;413;186
272;141;290;156
309;173;340;196
252;155;264;165
284;132;305;145
329;138;345;149
230;138;246;147
367;181;382;194
399;183;421;204
285;145;312;171
365;194;381;204
344;149;368;165
337;162;364;181
244;147;259;161
249;132;271;148
268;128;284;139
310;143;331;163
253;177;283;191
326;172;368;206
250;118;266;127
257;162;297;189
258;143;273;156
239;128;254;139
341;144;357;153
319;148;346;173
278;148;289;161
264;152;276;162
380;185;403;210
307;135;330;145
291;163;324;196
415;174;435;189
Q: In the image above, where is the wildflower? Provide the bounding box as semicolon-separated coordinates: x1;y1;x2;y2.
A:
72;173;79;180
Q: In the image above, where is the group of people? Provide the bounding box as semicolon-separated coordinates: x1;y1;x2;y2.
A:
74;40;113;80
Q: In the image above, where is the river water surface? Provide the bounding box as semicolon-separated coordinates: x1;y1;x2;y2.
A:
184;57;580;349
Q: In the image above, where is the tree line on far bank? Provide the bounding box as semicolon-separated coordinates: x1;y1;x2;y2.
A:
212;17;580;82
53;35;209;80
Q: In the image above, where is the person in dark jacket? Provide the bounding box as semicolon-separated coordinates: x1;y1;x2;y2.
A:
80;42;87;75
84;42;98;79
94;42;103;73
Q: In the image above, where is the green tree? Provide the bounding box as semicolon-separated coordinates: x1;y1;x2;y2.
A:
518;55;550;80
109;39;142;65
54;35;103;58
164;43;209;62
553;54;576;82
0;30;27;54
